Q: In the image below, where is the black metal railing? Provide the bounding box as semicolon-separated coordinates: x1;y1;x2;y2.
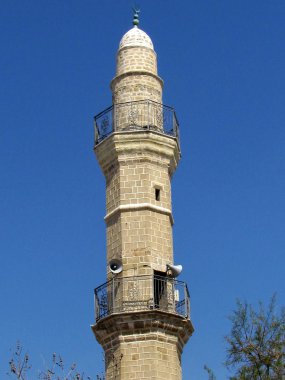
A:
94;100;180;147
94;275;190;322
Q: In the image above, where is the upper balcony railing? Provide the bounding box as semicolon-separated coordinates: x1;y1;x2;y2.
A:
94;275;190;323
94;100;180;148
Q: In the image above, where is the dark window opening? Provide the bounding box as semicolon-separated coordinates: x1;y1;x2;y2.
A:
155;188;160;201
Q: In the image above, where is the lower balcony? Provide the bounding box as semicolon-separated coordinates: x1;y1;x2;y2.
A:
94;275;190;322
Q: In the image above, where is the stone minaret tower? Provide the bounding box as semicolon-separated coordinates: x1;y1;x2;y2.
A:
92;12;193;380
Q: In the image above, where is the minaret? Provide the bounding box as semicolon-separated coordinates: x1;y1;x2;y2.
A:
92;11;194;380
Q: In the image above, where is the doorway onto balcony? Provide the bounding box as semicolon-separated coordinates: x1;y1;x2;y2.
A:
153;271;167;309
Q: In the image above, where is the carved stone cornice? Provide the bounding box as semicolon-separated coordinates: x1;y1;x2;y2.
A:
94;131;181;177
91;310;194;355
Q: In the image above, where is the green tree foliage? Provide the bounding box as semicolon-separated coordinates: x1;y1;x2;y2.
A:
225;295;285;380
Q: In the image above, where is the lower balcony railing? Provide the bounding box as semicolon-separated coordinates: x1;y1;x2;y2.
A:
94;275;190;322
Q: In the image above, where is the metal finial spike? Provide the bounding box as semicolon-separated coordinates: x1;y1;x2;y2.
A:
132;6;140;26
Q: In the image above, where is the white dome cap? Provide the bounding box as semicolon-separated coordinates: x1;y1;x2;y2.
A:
119;26;154;50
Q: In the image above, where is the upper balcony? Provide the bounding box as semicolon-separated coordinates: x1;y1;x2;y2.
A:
94;274;190;323
94;100;180;148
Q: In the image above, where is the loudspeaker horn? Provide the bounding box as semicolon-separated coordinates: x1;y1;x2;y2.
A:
166;264;182;278
109;259;123;274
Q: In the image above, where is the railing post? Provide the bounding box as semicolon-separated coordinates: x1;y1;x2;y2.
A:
94;118;98;145
113;104;115;132
183;284;187;317
188;288;191;318
94;291;96;321
163;104;165;133
147;99;150;130
112;277;115;313
172;279;175;314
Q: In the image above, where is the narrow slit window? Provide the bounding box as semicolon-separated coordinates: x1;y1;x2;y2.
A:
155;188;160;201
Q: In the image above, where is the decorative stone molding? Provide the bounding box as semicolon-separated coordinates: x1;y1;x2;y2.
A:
105;202;174;225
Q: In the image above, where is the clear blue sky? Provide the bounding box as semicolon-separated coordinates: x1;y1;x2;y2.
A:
1;1;284;379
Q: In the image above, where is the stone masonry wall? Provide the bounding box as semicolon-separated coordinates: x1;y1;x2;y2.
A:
103;136;175;277
116;46;158;76
105;338;181;380
112;74;162;104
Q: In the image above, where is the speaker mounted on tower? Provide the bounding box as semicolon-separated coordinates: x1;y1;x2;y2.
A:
166;264;182;278
109;259;123;274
